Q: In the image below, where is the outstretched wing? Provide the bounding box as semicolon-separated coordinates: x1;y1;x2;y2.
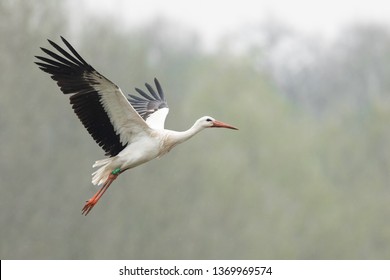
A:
128;78;169;130
35;36;150;157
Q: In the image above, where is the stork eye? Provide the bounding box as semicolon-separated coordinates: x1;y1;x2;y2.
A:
206;118;212;122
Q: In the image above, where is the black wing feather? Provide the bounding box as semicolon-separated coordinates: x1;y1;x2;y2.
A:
35;37;126;156
128;78;168;120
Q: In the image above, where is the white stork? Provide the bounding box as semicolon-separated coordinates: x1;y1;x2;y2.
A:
35;37;238;215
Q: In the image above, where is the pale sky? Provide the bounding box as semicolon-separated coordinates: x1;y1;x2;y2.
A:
73;0;390;49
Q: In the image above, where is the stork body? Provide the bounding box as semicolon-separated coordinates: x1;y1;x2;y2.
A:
35;37;237;215
92;120;211;186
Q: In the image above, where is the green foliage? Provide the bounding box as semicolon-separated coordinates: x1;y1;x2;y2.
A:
1;2;390;259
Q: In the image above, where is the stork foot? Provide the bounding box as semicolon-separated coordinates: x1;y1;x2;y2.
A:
82;198;98;216
82;173;118;216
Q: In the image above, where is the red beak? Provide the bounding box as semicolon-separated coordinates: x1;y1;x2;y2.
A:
211;120;238;130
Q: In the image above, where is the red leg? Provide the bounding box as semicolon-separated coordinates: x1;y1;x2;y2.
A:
82;173;118;216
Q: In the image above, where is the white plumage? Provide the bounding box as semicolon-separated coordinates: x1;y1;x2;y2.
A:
35;37;238;215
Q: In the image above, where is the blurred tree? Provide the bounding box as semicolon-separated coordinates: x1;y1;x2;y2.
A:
246;21;390;117
1;2;390;260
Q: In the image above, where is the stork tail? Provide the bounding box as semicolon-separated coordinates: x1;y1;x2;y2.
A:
92;158;115;185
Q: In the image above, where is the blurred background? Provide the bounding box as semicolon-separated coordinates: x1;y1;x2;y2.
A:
1;0;390;259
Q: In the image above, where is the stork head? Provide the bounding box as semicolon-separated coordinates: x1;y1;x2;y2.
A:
197;116;238;130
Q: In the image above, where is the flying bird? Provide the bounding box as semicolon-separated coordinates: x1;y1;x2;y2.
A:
35;37;238;215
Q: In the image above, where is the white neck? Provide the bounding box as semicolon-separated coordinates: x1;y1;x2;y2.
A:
167;121;206;145
160;121;206;156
